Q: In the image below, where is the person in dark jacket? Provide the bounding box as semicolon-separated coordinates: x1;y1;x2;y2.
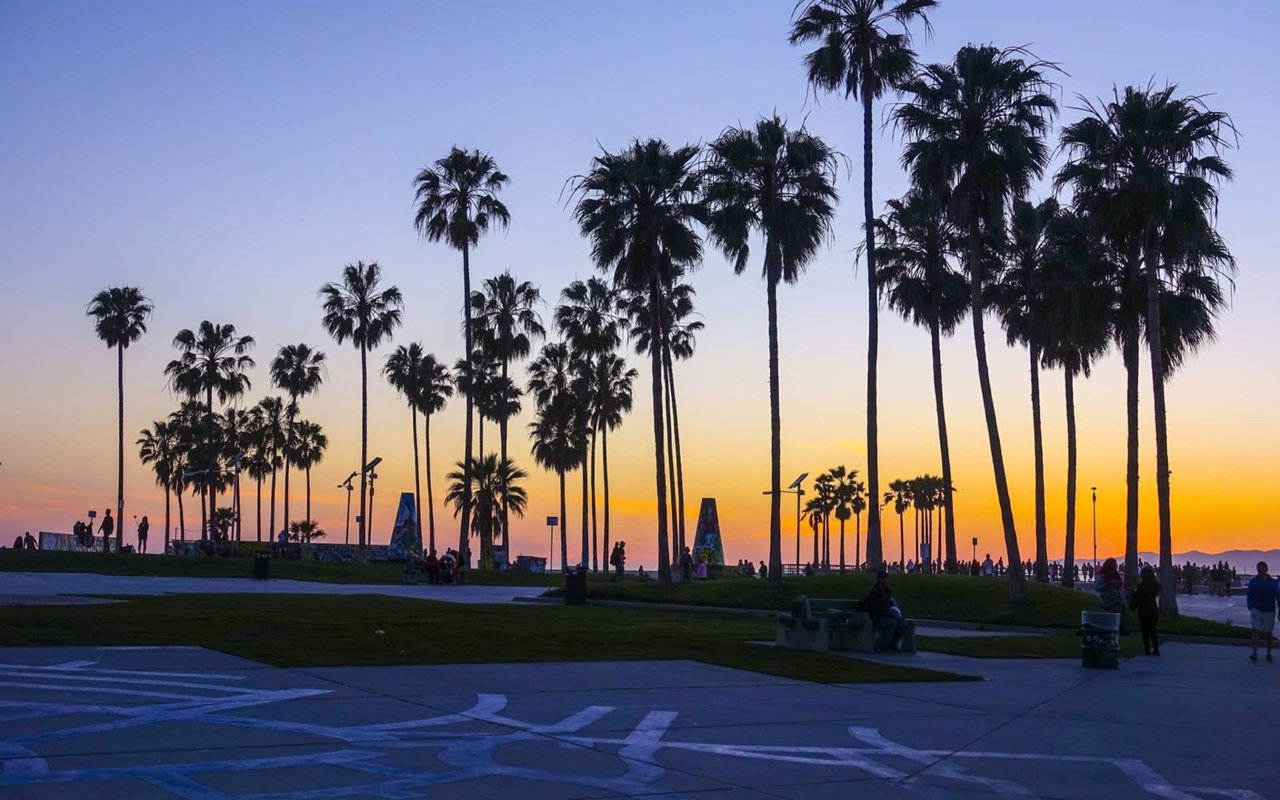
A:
1129;566;1161;656
862;571;907;651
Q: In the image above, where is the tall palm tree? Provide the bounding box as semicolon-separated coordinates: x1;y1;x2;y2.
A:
219;406;255;541
319;261;404;554
270;343;326;535
445;454;529;568
164;321;256;540
885;479;911;569
167;401;204;542
137;420;178;554
1057;85;1235;618
790;0;937;574
255;396;286;540
894;44;1059;601
570;138;705;584
455;354;498;460
528;340;592;567
704;114;839;587
418;355;453;554
472;271;544;551
1039;207;1115;588
87;286;153;552
291;419;328;526
240;403;269;542
874;189;968;571
384;343;429;547
827;465;858;572
413;147;511;559
592;351;637;568
850;479;867;568
557;277;622;570
812;471;837;568
997;198;1059;583
529;367;587;571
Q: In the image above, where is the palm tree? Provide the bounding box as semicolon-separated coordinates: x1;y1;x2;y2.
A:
884;479;911;569
894;44;1059;601
289;519;326;544
874;189;968;571
556;277;621;571
472;271;544;551
570;139;705;584
592;352;637;568
87;286;153;551
1038;208;1115;588
417;355;453;555
827;465;858;572
241;404;269;542
413;147;511;559
219;406;255;541
137;420;178;554
529;387;587;571
528;340;592;567
291;419;328;525
384;343;429;547
255;396;286;540
445;454;529;568
167;401;204;542
997;198;1059;583
164;321;256;540
1057;85;1235;618
319;261;404;554
270;343;325;543
850;479;867;568
790;0;937;575
704;114;839;587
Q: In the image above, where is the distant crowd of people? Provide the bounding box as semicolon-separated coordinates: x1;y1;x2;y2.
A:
421;548;468;585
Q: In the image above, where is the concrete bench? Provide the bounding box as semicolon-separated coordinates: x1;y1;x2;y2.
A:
775;596;829;651
809;598;875;653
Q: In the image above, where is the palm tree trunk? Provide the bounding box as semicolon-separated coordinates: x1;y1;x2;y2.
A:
969;222;1027;601
176;485;185;543
163;486;171;555
255;476;262;542
116;343;125;553
283;399;294;537
269;468;277;541
590;427;598;571
602;425;611;570
359;342;369;556
1145;237;1179;620
580;457;589;569
206;385;216;542
1030;345;1048;582
662;344;678;563
929;318;958;573
305;466;312;526
459;243;474;560
665;348;689;556
838;518;846;572
559;469;568;571
199;487;208;545
855;514;861;569
425;412;436;554
648;273;672;584
1063;368;1078;588
899;510;905;570
411;407;422;552
862;92;882;574
1124;328;1140;590
500;361;511;552
234;473;242;541
766;269;783;588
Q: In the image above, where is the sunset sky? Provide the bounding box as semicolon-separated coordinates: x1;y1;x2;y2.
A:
1;1;1276;568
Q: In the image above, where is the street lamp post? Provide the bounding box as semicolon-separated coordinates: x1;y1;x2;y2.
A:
1091;486;1098;567
363;457;382;547
546;516;558;572
339;472;357;545
763;473;808;575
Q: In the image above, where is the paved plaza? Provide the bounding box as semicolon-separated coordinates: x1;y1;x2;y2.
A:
0;642;1275;799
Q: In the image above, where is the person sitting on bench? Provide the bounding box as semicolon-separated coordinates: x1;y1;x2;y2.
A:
862;571;908;652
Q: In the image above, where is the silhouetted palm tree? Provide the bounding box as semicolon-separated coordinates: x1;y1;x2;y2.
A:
570;139;705;584
319;261;403;553
894;44;1059;601
790;0;937;574
87;286;153;551
137;420;178;554
417;355;453;554
270;343;325;540
705;114;839;587
291;419;328;526
874;189;968;571
529;344;588;571
219;406;255;541
445;454;528;568
384;343;429;547
1057;84;1235;618
472;271;543;551
413;147;511;558
164;321;255;540
850;479;867;568
997;198;1059;583
827;465;858;572
255;396;286;540
167;401;204;542
592;351;637;569
885;479;911;569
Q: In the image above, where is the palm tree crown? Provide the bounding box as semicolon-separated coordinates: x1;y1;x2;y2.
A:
87;287;153;350
319;262;404;352
412;147;511;250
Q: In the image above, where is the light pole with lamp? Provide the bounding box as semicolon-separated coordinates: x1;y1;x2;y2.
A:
363;457;382;546
339;471;357;545
763;472;808;575
546;516;558;572
1091;486;1098;567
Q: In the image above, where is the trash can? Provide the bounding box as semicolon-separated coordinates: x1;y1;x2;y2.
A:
1081;611;1120;669
253;551;271;580
564;566;587;606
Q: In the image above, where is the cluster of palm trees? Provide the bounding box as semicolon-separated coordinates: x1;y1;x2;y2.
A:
85;3;1235;616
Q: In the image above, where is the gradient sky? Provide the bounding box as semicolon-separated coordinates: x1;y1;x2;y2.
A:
1;0;1276;568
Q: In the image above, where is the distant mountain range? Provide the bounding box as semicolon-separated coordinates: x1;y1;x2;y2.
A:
1136;550;1280;574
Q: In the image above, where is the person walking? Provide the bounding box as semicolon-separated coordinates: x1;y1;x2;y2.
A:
1129;566;1161;656
137;515;150;554
1246;561;1280;662
23;531;37;550
98;509;114;553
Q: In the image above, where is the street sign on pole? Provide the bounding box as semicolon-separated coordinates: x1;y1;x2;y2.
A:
546;516;558;527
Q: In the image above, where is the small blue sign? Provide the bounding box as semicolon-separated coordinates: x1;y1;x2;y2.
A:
546;516;558;527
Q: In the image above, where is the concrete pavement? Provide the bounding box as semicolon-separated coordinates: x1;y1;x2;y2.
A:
0;643;1274;799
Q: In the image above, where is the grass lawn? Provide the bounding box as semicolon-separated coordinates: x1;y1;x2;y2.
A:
576;573;1250;639
917;633;1147;659
0;593;974;685
0;549;562;587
